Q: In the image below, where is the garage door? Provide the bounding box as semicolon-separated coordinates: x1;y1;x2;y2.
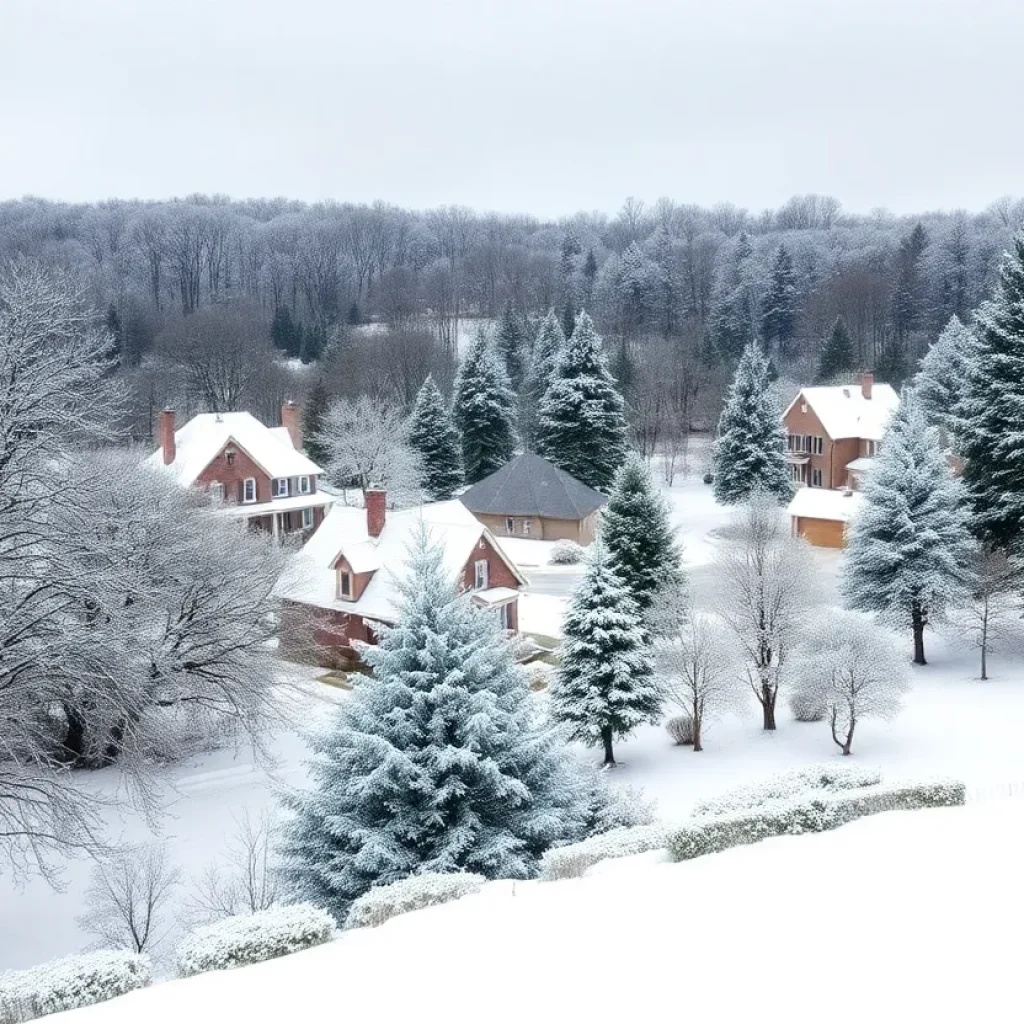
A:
796;516;845;548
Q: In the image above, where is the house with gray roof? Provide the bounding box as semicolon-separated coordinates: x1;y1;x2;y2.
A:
459;452;607;545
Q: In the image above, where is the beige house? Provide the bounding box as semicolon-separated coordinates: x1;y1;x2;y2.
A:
459;452;607;545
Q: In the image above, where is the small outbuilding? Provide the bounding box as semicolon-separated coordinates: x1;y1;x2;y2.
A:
459;452;607;545
787;486;863;549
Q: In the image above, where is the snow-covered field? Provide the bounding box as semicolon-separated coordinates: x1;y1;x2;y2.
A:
4;451;1024;978
55;798;1024;1022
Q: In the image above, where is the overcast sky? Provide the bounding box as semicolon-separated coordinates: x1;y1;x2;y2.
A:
2;0;1021;219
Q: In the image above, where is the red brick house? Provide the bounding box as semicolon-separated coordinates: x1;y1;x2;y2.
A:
278;490;528;667
145;402;332;542
781;373;899;547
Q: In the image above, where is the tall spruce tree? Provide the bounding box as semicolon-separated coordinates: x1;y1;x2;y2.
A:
521;310;567;447
550;543;660;766
761;244;798;356
408;374;462;500
843;391;973;664
708;232;756;361
280;530;590;921
452;331;517;483
494;299;529;389
956;237;1024;550
817;317;856;381
302;376;330;466
535;311;628;491
712;340;791;504
601;453;685;614
914;315;975;436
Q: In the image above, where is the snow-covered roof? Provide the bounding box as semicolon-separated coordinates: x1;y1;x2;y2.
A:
787;487;864;523
845;457;876;474
145;412;323;487
280;499;527;623
783;384;899;441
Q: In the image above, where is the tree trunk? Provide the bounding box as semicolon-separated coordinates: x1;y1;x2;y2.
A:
601;726;615;767
761;683;777;731
911;603;927;665
692;713;703;753
842;721;855;756
60;704;88;765
981;640;988;681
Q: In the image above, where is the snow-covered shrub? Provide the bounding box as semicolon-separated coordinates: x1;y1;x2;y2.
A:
665;714;695;745
0;951;150;1020
549;540;585;565
702;472;714;485
691;763;882;818
526;660;555;691
669;779;965;862
540;824;667;881
588;780;657;834
176;902;335;977
789;687;827;723
344;872;485;930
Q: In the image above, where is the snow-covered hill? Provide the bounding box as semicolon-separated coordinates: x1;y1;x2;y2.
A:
55;799;1024;1023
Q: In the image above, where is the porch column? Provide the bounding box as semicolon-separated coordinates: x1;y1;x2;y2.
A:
272;513;280;541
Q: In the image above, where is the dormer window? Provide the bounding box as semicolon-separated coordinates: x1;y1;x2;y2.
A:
242;477;256;503
275;478;289;498
226;449;237;466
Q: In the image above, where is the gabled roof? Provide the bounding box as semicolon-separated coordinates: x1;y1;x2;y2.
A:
144;412;323;487
783;384;899;441
279;499;527;623
459;452;607;521
787;486;863;523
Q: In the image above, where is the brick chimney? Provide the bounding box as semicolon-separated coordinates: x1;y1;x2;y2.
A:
281;400;302;450
159;407;176;465
860;372;874;400
365;488;386;538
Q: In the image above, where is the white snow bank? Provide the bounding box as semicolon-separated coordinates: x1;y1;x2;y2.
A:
51;799;1024;1023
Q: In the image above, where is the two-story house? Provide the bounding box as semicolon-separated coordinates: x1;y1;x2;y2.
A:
277;489;528;667
145;402;333;541
781;373;899;547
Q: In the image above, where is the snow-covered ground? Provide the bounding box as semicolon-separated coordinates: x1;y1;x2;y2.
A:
55;798;1024;1022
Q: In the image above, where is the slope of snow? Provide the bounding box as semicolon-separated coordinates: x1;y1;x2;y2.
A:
54;800;1024;1023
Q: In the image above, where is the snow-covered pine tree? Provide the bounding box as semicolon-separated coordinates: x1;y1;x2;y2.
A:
407;374;462;500
955;239;1024;550
280;529;590;922
761;244;798;357
707;232;757;361
712;340;791;504
452;330;518;484
535;311;628;491
816;317;855;382
494;299;529;389
550;543;660;766
302;376;330;467
520;310;567;446
915;315;975;436
842;390;974;664
601;452;685;615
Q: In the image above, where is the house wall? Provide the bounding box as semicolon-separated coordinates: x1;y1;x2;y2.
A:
458;535;521;592
279;600;375;669
472;512;596;544
474;513;542;539
196;442;272;504
784;398;861;489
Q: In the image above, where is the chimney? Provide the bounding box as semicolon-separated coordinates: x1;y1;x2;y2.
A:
159;407;176;465
860;372;874;400
281;400;302;450
365;488;386;538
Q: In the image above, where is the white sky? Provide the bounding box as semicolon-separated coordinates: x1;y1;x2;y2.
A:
2;0;1021;218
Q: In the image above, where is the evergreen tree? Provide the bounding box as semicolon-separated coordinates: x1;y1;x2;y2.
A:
889;222;929;347
521;310;567;446
843;391;973;665
582;249;598;299
761;244;798;356
104;303;123;359
271;306;296;354
816;317;855;381
408;375;462;500
535;311;628;491
299;322;326;364
494;299;529;389
559;301;576;340
874;339;908;387
281;530;589;921
550;543;660;766
712;340;791;504
708;232;756;361
601;453;685;615
302;376;330;466
914;315;975;435
956;236;1024;550
452;331;517;483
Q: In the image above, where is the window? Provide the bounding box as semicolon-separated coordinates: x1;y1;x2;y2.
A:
275;478;289;498
865;440;877;457
497;602;512;631
243;477;256;503
226;449;236;466
298;475;311;495
522;519;531;536
339;571;352;599
505;517;515;534
301;507;314;530
790;464;806;485
209;481;225;503
474;559;489;590
812;436;824;456
811;468;823;487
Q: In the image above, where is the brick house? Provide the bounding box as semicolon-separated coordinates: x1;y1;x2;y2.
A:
278;490;528;667
145;402;332;542
781;373;899;547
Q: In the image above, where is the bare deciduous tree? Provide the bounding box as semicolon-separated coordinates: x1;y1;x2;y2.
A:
955;549;1024;681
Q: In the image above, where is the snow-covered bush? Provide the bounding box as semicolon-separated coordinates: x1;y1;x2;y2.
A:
669;779;965;862
526;660;555;691
691;763;882;818
549;539;585;565
588;780;657;834
789;687;826;722
665;714;695;745
540;824;667;881
0;951;150;1020
344;873;485;930
176;902;335;978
